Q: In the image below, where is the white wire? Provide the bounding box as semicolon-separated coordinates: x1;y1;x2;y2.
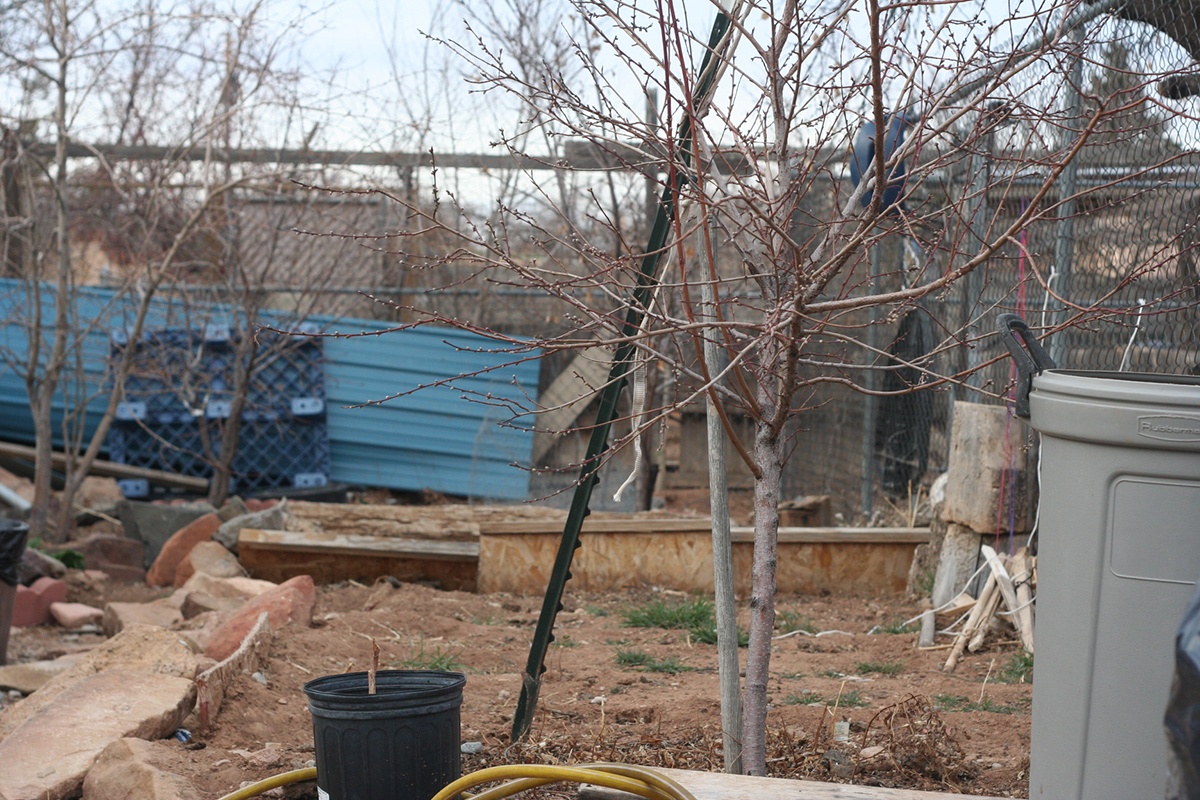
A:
1119;298;1147;372
612;360;647;502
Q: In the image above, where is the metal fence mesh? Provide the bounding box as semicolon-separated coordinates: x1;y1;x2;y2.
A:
777;10;1200;519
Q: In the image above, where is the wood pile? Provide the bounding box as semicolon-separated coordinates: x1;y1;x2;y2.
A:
940;545;1036;673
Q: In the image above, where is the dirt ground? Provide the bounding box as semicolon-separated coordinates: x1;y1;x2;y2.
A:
6;578;1031;799
1;488;1030;798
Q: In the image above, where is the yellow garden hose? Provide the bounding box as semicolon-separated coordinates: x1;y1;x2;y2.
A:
216;762;696;800
216;767;317;800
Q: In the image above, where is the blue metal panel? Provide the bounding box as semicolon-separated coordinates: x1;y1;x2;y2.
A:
320;320;538;500
0;279;539;500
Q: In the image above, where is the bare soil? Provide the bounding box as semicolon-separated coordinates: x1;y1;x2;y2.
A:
7;580;1031;799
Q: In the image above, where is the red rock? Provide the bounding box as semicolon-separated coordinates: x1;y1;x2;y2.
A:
11;578;68;627
203;575;315;661
48;602;103;629
79;534;146;584
145;513;220;587
12;585;45;627
243;498;278;512
31;576;67;605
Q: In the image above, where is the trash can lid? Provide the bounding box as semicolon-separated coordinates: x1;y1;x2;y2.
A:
1030;370;1200;450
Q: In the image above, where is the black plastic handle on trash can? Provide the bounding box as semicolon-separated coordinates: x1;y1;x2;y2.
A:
997;313;1057;419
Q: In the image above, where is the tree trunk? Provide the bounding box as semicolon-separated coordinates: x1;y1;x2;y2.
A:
740;416;784;774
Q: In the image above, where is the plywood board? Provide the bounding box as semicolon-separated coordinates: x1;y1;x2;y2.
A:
579;766;995;800
479;527;928;595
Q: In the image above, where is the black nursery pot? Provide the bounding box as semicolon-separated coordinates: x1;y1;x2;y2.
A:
303;669;466;800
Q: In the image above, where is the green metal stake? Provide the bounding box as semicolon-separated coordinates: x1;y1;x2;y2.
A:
510;9;736;742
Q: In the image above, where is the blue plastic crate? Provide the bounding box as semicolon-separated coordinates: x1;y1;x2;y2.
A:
107;327;329;496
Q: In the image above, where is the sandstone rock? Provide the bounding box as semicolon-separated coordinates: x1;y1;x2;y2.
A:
76;476;125;510
217;496;248;522
181;572;276;600
175;610;226;653
145;513;221;587
173;540;244;587
82;738;196;800
204;574;314;661
49;601;104;629
0;669;196;800
0;654;86;693
181;590;244;620
0;624;199;741
212;500;289;553
102;600;184;637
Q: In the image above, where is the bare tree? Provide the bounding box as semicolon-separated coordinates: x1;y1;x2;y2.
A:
352;0;1200;773
0;0;334;536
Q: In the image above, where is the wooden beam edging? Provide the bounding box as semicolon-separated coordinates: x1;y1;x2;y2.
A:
237;528;480;562
578;766;1000;800
480;519;930;544
0;440;209;492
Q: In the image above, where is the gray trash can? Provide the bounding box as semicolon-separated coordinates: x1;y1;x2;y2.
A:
1002;315;1200;798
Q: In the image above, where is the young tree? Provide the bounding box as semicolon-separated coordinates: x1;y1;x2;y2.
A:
357;0;1200;773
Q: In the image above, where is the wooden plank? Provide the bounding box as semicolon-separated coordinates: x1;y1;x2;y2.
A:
287;501;559;540
238;546;477;590
579;766;997;800
238;528;479;561
0;441;208;491
482;517;931;544
478;529;923;595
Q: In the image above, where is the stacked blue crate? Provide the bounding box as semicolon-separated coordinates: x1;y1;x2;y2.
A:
107;325;330;497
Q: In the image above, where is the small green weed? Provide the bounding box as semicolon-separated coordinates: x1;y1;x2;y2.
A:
583;605;610;617
819;669;845;679
998;652;1034;684
553;635;579;648
615;649;693;674
605;638;632;647
856;660;903;677
689;625;749;647
934;693;969;711
873;619;917;634
934;693;1025;714
616;649;651;668
775;610;815;635
622;597;714;631
52;549;85;570
783;688;867;708
396;641;464;671
782;690;819;705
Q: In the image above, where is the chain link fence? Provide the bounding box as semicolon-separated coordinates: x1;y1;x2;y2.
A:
777;9;1200;520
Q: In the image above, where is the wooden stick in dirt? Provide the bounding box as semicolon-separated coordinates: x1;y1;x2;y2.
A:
1012;548;1036;654
944;572;998;673
369;638;380;695
968;584;1003;653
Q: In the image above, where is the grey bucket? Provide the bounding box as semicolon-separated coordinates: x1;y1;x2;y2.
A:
303;669;466;800
1001;315;1200;798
